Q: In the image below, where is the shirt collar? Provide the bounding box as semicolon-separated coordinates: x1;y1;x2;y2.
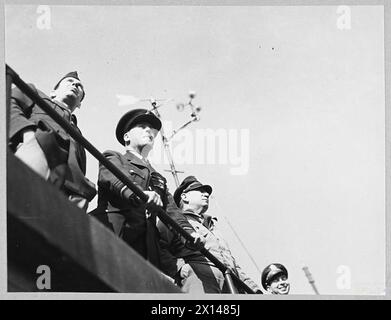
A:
183;209;217;227
126;150;150;166
128;150;144;160
183;209;203;219
52;98;71;110
51;98;79;124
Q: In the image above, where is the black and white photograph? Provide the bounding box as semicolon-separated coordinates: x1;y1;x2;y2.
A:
2;1;388;300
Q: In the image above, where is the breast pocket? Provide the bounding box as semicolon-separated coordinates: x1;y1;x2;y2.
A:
192;224;209;238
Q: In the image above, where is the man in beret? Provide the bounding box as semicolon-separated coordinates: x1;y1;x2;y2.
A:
157;176;262;293
9;71;96;211
261;263;290;294
92;109;204;288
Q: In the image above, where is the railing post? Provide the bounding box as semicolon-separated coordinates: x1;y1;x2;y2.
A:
224;269;238;294
6;67;13;142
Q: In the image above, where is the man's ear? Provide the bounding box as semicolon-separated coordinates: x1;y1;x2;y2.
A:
181;193;188;203
123;132;130;145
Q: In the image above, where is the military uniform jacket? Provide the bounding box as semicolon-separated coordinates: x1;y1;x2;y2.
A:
158;208;262;293
9;84;96;201
95;150;196;275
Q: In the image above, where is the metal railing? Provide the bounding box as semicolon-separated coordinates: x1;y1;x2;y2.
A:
5;64;257;294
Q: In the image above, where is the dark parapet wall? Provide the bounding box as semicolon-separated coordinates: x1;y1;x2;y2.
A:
7;151;181;293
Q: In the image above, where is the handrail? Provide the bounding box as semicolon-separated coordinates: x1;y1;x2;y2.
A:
6;64;256;294
6;69;12;142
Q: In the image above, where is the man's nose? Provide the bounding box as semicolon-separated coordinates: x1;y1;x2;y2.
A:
71;81;81;89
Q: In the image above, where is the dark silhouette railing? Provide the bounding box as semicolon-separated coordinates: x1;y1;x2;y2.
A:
6;64;256;294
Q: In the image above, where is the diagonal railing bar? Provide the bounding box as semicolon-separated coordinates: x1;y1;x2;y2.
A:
6;64;256;294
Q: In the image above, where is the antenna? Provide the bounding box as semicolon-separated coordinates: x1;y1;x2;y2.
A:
146;98;181;187
212;195;262;275
223;215;263;274
146;91;202;187
302;265;320;295
168;91;201;142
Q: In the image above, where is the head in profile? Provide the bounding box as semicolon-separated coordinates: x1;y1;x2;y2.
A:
174;176;213;215
261;263;290;295
116;109;162;158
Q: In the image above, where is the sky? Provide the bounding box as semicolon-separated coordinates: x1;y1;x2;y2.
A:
5;4;385;295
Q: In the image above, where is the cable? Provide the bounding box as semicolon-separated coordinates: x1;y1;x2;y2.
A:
212;195;262;274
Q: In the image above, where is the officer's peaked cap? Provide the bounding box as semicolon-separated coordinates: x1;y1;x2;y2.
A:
174;176;213;207
115;108;162;146
261;263;288;289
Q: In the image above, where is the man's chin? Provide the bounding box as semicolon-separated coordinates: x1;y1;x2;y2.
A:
139;143;153;154
278;287;290;295
142;139;154;146
61;94;80;108
65;91;79;100
200;204;209;213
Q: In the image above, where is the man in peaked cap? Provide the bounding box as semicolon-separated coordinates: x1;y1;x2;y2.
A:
261;263;290;294
157;176;262;293
91;109;204;288
9;71;96;211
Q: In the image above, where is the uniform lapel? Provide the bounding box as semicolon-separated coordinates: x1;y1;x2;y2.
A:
49;97;73;123
124;151;149;168
183;209;203;224
202;215;213;229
